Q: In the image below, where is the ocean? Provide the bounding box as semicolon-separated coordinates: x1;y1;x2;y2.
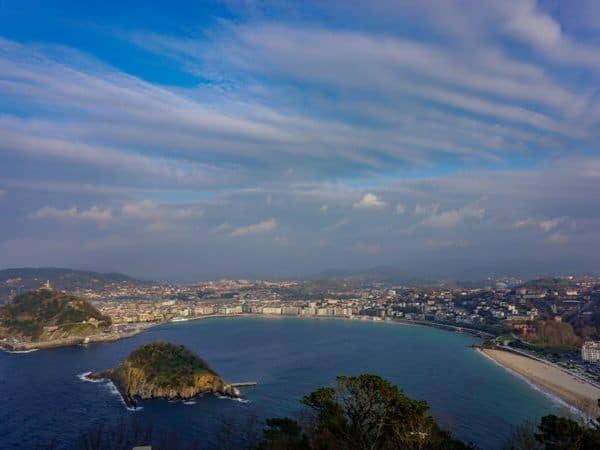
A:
0;316;566;449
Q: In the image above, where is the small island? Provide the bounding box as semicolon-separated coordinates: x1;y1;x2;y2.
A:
86;341;242;406
0;283;113;351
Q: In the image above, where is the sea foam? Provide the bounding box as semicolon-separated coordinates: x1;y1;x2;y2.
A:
77;371;142;411
1;348;39;354
216;394;250;404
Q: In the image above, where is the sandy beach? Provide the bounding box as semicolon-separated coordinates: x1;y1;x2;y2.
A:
481;348;600;415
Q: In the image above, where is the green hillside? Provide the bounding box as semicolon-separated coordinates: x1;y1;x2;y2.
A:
91;341;238;403
0;288;111;341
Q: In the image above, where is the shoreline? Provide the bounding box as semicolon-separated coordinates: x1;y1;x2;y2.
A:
479;347;600;416
1;313;492;352
81;370;245;410
165;313;494;339
0;323;156;352
7;312;599;417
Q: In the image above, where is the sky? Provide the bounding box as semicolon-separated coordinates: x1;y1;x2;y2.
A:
0;0;599;281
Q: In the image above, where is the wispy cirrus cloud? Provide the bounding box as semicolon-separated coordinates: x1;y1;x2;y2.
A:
423;205;485;228
30;206;113;223
1;1;599;279
229;218;278;237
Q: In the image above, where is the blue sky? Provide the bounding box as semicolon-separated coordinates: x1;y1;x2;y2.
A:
0;0;599;280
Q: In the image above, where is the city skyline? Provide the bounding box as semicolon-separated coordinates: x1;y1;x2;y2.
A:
1;1;599;280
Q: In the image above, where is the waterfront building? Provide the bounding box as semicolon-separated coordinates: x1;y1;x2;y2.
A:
581;341;600;362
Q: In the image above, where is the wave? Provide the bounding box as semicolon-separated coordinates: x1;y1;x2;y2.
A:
1;348;39;354
78;372;142;411
77;371;104;383
104;380;143;411
183;400;197;405
216;395;250;404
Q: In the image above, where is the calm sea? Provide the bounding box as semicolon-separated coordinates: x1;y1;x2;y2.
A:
0;317;565;449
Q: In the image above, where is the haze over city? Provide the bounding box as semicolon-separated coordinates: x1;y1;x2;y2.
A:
1;0;599;280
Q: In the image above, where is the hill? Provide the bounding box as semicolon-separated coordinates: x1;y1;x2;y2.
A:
520;277;573;289
0;288;111;342
0;267;151;304
306;265;440;287
87;341;240;406
527;320;581;349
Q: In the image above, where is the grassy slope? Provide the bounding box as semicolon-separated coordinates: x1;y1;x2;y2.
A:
0;289;111;340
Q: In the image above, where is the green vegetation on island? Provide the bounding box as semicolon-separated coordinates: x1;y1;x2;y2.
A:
0;288;111;342
88;341;239;405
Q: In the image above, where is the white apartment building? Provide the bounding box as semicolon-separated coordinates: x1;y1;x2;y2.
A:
581;341;600;362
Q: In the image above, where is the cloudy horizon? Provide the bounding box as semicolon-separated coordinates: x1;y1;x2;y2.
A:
1;1;599;281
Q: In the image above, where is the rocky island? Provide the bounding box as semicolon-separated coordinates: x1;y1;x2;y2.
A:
86;341;242;406
0;283;113;350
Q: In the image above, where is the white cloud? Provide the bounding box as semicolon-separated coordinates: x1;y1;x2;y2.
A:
514;216;570;233
539;217;568;233
423;205;485;227
395;203;406;215
230;218;278;237
514;217;537;229
122;200;161;220
353;193;387;209
121;200;200;221
415;203;440;215
30;206;113;223
213;223;233;234
500;1;600;71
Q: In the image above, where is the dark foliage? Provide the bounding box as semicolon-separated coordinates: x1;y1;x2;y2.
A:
257;374;472;450
504;413;600;450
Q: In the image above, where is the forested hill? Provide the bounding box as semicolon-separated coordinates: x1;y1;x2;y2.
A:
90;342;239;404
0;289;111;341
0;268;151;304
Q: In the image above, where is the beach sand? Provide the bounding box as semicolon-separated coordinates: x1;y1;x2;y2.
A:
481;348;600;415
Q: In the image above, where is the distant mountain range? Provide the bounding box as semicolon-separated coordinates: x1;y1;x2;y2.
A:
306;265;470;287
0;267;152;304
306;263;592;288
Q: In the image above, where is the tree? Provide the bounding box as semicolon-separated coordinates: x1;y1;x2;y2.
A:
505;414;600;450
258;374;471;450
256;418;310;450
535;415;585;449
503;420;542;450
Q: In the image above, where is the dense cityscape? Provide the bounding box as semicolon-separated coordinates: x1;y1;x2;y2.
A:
5;270;600;385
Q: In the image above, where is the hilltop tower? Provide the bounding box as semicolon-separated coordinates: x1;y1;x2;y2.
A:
40;280;53;291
